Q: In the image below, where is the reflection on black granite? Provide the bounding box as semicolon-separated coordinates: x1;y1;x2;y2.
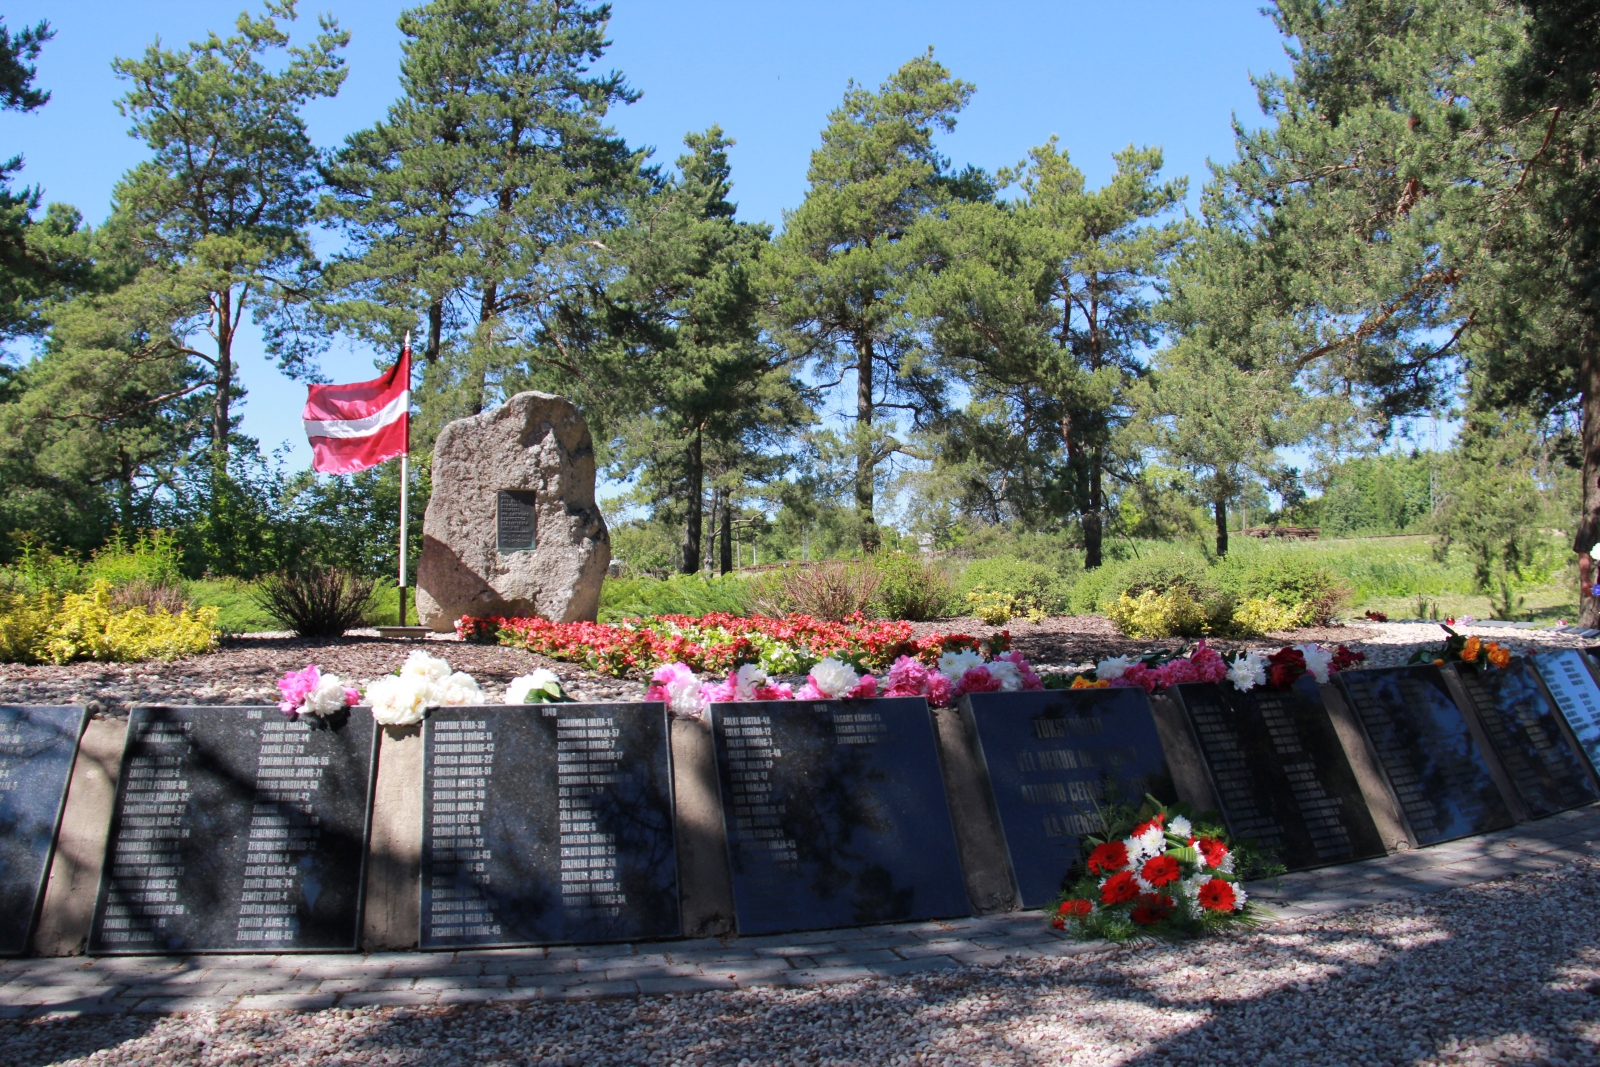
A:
711;698;968;936
1338;667;1513;844
90;706;376;954
1533;650;1600;773
1453;660;1598;817
961;688;1174;907
420;703;680;948
1172;678;1384;870
0;705;86;955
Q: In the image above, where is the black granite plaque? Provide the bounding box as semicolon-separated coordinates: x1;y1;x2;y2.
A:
0;706;87;955
89;706;376;954
1450;660;1598;817
420;703;680;948
958;688;1175;908
1337;667;1514;845
1171;677;1385;870
710;697;969;936
496;490;538;552
1533;650;1600;774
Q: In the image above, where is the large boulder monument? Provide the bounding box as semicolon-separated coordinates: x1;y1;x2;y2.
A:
416;392;609;629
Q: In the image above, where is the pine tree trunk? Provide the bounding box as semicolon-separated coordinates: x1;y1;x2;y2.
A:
856;335;879;552
681;426;703;574
719;503;733;575
1214;496;1229;557
426;300;443;363
1083;452;1104;569
212;287;233;465
1577;341;1600;626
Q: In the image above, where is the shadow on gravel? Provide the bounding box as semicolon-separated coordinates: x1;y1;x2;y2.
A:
1;1014;163;1067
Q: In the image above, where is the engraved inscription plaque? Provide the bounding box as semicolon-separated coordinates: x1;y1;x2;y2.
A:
1533;650;1600;773
959;688;1174;908
495;490;538;552
420;703;679;948
1337;667;1513;845
711;698;969;936
1171;677;1385;870
90;706;377;954
1451;660;1598;817
0;705;87;955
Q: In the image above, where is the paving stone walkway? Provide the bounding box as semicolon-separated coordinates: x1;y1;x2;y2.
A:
5;803;1598;1019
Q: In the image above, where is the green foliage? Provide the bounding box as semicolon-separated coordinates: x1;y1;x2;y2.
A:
253;565;375;638
870;552;955;621
598;573;753;622
185;579;279;633
1213;550;1350;625
1296;454;1437;536
956;555;1068;614
0;579;219;664
1230;597;1314;636
1105;588;1209;638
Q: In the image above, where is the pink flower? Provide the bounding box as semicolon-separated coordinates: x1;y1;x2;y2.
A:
277;665;321;717
883;655;931;694
343;686;361;706
957;666;1003;695
1189;640;1228;684
1155;657;1199;688
1112;662;1159;693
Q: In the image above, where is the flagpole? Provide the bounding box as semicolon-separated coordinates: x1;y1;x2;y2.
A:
398;332;411;627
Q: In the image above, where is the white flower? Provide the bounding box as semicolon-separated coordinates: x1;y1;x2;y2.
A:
1297;643;1334;683
1231;882;1248;909
506;669;562;705
302;674;352;718
661;674;704;720
937;650;985;682
733;663;770;699
1227;651;1267;692
1169;815;1192;839
400;650;452;683
1125;825;1165;866
809;657;861;698
1096;655;1134;681
986;660;1025;692
1591;543;1600;562
439;671;483;706
366;675;430;726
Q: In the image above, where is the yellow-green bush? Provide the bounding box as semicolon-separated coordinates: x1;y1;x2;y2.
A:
966;585;1048;626
0;581;220;664
1107;588;1209;638
1230;596;1314;636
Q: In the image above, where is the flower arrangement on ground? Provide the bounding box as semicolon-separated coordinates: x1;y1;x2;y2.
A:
1051;797;1260;942
276;664;359;720
1408;626;1512;670
473;611;1010;681
1058;640;1363;695
364;650;484;726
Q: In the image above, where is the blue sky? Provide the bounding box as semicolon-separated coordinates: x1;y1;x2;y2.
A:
0;0;1292;470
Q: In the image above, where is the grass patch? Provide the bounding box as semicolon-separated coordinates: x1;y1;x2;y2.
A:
599;573;754;621
185;579;279;633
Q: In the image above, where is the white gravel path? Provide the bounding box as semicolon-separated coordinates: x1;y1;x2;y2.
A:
7;857;1600;1067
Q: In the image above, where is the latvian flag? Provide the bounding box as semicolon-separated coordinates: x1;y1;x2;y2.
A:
302;346;410;474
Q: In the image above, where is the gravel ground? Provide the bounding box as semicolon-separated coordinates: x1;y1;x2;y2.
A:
7;858;1600;1066
0;615;1585;710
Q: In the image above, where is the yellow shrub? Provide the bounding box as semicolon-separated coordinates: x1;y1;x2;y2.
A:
1107;588;1208;638
966;586;1048;626
1231;596;1313;636
0;590;59;664
36;581;219;664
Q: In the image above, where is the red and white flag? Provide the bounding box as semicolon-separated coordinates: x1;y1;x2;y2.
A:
302;346;411;474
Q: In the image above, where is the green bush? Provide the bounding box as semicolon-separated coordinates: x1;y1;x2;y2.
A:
1231;596;1315;635
599;573;754;621
1068;546;1220;616
956;556;1068;615
1105;588;1210;638
871;552;955;621
1214;551;1349;624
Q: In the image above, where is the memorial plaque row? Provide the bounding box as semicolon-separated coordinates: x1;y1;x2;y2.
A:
2;651;1600;955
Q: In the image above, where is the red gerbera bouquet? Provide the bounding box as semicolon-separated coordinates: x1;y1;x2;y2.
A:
1051;797;1261;941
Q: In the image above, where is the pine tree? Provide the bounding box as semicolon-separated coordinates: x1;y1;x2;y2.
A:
315;0;642;442
765;51;975;552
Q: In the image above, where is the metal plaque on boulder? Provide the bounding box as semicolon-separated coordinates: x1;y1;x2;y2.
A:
0;705;87;955
1532;650;1600;773
90;706;376;954
1171;677;1385;870
420;703;679;948
495;490;538;553
1336;667;1514;845
957;688;1175;908
710;698;968;936
1447;660;1599;817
